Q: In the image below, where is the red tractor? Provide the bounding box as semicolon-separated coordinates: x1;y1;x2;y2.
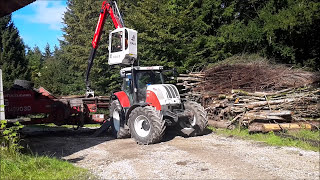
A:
86;1;208;144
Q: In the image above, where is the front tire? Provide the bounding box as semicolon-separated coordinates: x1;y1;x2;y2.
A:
128;106;165;145
180;101;208;136
109;100;130;138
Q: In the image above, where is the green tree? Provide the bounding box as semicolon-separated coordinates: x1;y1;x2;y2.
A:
61;0;121;95
217;0;320;70
0;15;29;89
37;56;71;95
26;46;43;86
43;43;52;60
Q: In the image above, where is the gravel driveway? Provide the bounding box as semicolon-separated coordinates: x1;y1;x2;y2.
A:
24;127;319;179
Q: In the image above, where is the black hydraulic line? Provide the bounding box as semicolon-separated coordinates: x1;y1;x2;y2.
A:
85;47;97;89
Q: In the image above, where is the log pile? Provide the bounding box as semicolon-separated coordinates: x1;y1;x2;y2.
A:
177;63;320;133
204;87;320;132
177;72;205;101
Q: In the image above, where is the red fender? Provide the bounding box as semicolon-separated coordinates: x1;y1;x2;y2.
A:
146;90;161;110
114;91;130;108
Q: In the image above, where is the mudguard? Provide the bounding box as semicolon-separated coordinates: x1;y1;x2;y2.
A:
146;90;161;110
113;91;130;108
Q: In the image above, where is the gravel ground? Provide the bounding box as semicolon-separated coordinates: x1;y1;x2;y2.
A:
24;128;320;179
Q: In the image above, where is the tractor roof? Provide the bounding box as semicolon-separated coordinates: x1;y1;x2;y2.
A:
120;66;164;73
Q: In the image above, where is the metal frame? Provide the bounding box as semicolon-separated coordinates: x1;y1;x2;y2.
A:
0;69;5;120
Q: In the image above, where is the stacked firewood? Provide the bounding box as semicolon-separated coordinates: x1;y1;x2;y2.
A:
204;87;320;132
176;73;205;101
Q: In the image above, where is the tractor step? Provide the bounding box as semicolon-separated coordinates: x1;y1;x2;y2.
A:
181;127;194;136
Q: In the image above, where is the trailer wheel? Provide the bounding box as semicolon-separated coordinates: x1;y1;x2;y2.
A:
109;100;130;138
180;101;208;136
128;106;165;145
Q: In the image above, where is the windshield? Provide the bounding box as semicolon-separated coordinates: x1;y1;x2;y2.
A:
136;71;163;88
135;70;163;102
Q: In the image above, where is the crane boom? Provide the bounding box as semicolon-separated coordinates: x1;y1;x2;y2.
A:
86;1;124;96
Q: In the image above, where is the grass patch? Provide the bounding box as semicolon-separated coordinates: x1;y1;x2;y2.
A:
287;129;320;141
27;123;101;129
0;148;95;180
208;126;320;152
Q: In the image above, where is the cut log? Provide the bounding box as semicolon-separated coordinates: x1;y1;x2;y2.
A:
246;99;296;109
176;82;201;86
232;88;296;97
266;110;292;117
178;73;205;78
177;77;204;82
243;114;286;122
243;110;293;123
248;123;312;132
208;120;235;129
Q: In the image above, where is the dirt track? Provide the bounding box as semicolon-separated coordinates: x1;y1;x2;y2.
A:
23;127;319;179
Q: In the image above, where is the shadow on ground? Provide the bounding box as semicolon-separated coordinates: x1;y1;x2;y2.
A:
20;125;213;159
162;127;213;142
20;125;114;158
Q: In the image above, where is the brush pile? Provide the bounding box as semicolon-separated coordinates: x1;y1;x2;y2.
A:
196;63;319;96
178;62;320;132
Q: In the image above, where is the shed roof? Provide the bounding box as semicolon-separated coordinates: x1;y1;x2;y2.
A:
0;0;35;18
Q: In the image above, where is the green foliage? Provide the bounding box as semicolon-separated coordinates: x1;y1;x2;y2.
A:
0;148;94;180
217;0;320;70
60;0;121;95
26;42;78;95
0;15;29;90
0;122;95;180
26;46;43;85
288;130;320;141
123;0;319;71
0;121;24;153
44;43;52;59
37;57;73;95
21;0;319;95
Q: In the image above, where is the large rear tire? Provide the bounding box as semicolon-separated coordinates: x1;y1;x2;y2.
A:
180;101;208;136
109;100;130;138
128;106;165;145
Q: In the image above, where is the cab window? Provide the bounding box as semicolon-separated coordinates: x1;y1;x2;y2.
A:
111;31;123;53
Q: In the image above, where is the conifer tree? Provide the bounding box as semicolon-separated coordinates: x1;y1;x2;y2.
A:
26;46;42;85
61;0;121;95
44;43;52;60
0;15;29;89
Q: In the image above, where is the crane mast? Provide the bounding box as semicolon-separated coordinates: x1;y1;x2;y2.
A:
85;1;124;97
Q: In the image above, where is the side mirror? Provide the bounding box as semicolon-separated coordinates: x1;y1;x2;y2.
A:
120;70;125;78
172;68;178;77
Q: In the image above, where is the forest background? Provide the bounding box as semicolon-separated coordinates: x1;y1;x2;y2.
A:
0;0;319;95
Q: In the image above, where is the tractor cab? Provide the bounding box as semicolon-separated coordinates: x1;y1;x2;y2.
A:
120;66;165;103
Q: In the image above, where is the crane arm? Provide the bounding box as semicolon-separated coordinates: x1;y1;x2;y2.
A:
86;1;124;95
92;1;124;49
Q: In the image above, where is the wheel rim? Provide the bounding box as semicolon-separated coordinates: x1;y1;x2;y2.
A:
134;115;151;137
113;110;120;132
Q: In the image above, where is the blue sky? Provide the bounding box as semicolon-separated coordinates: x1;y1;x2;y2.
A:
12;1;68;52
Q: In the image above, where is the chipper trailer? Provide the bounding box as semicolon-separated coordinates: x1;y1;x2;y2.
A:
85;1;208;144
